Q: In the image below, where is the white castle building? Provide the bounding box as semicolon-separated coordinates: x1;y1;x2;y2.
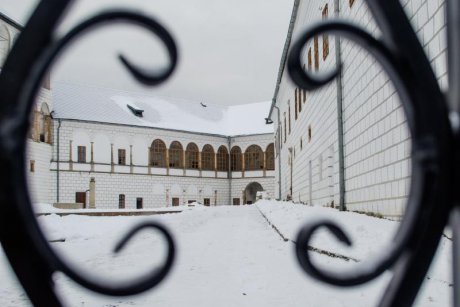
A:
268;0;446;219
0;12;276;210
44;83;275;209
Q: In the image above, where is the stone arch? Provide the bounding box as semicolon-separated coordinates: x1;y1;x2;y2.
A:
186;142;199;169
150;139;167;167
216;145;229;171
244;182;264;205
230;146;242;171
265;143;275;171
245;145;264;171
42;103;52;144
201;144;215;171
169;141;183;168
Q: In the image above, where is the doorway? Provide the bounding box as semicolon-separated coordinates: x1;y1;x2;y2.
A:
243;182;264;205
75;192;86;208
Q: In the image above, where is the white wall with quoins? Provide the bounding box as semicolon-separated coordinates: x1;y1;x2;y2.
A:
274;0;446;219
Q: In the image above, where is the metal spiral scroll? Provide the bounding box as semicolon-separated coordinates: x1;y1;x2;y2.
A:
0;0;177;306
287;1;454;306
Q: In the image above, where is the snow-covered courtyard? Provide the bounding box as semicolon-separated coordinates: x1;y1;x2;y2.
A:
0;201;452;306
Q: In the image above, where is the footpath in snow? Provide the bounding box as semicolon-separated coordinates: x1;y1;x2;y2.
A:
256;200;453;297
0;203;452;306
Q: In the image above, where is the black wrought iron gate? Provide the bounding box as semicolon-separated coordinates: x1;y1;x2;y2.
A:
0;0;458;306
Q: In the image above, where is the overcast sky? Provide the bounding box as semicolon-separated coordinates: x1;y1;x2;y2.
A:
0;0;293;106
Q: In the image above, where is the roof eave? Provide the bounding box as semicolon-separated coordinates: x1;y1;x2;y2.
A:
267;0;301;121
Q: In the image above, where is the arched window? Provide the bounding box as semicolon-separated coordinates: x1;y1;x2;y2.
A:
216;146;229;171
230;146;242;171
169;141;183;168
266;143;275;170
39;103;52;144
201;144;215;171
245;145;264;171
150;139;166;167
186;143;199;169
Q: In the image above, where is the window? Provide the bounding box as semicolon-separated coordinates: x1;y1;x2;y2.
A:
77;146;86;163
172;197;180;206
136;197;143;209
186;143;199;169
288;103;291;134
308;125;312;142
314;36;319;71
150;139;166;167
201;144;215;171
43;74;51;90
294;89;298;120
230;146;242;171
37;103;52;144
298;88;302;113
204;198;210;206
300;138;303;150
308;48;312;70
217;146;229;171
349;0;355;7
266;143;275;171
303;88;307;103
119;194;125;209
30;160;35;173
233;198;240;206
284;115;287;143
245;145;264;171
322;4;329;60
169;141;183;168
118;149;126;165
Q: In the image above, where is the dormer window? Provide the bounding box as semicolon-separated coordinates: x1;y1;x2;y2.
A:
127;104;144;117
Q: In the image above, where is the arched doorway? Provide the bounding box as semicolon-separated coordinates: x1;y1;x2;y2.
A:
244;182;264;205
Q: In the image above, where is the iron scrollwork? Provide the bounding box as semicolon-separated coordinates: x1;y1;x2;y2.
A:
0;0;178;306
288;0;455;306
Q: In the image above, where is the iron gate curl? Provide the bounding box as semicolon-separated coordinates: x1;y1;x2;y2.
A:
0;0;458;306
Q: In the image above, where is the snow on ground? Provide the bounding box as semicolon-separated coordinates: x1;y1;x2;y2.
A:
0;203;452;306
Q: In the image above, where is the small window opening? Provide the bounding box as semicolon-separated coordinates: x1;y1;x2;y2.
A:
119;194;125;209
172;197;180;206
136;197;143;209
127;104;144;117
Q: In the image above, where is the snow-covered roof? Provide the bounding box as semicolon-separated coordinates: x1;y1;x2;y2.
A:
52;83;274;136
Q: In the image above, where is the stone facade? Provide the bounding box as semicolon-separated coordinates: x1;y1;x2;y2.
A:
271;0;446;219
48;119;275;208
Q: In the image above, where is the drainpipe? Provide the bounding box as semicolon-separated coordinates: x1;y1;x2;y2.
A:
227;136;232;206
288;147;293;199
56;119;61;203
266;105;282;200
334;0;346;211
